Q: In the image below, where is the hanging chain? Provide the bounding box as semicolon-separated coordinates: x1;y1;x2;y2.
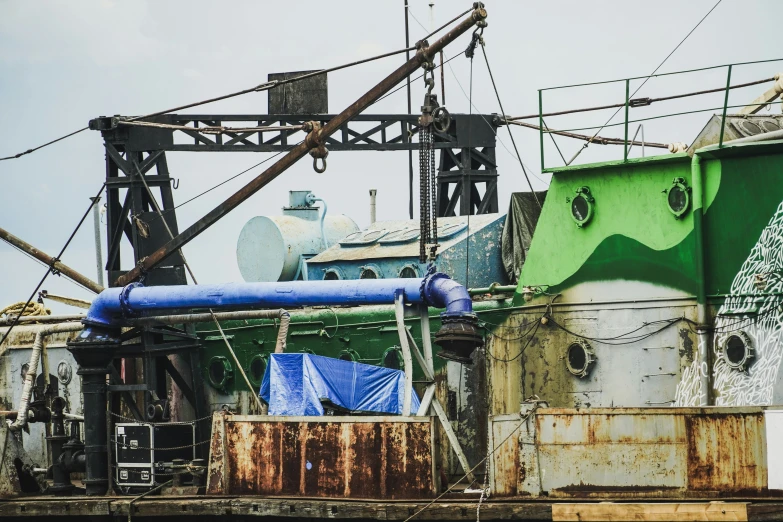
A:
418;47;440;264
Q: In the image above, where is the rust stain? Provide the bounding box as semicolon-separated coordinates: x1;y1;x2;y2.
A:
220;419;433;499
685;412;766;493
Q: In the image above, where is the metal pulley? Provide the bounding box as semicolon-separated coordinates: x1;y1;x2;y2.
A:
432;106;451;133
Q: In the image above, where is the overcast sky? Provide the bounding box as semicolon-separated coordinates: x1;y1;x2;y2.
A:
1;0;782;313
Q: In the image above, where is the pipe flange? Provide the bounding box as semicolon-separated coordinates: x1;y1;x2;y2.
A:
119;282;143;317
420;271;449;305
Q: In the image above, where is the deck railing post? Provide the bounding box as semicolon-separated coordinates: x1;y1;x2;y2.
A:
719;64;733;148
624;78;630;162
538;89;545;172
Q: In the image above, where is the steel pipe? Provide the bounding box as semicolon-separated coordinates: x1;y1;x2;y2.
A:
9;322;84;431
0;225;104;294
0;314;85;325
128;309;290;354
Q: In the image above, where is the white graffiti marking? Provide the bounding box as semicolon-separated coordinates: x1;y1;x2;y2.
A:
675;201;783;406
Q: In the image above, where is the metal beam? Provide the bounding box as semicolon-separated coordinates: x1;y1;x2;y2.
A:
0;225;104;294
115;6;487;286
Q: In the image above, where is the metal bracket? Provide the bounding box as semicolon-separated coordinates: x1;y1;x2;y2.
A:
393;297;475;483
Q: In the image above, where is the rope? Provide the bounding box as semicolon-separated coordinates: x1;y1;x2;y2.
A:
132;162;265;414
402;400;544;522
479;36;541;208
0;183;106;348
504;119;669;149
0;301;51;318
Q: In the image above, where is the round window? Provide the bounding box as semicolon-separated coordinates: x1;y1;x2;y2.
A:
565;340;596;378
360;265;382;279
323;267;344;280
207;356;233;391
247;354;267;387
723;331;754;371
399;265;419;278
339;350;359;362
382;347;403;370
666;178;691;218
569;187;594;227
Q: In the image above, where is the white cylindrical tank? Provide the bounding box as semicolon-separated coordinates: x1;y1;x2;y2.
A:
237;204;358;282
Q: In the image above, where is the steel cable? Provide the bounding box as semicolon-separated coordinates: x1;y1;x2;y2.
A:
0;183;106;347
567;0;724;165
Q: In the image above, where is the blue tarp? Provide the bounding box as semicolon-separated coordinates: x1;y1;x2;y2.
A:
259;353;420;416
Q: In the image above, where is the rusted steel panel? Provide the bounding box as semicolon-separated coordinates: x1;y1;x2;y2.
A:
206;412;228;494
491;408;773;499
215;416;434;498
685;412;767;493
491;414;522;497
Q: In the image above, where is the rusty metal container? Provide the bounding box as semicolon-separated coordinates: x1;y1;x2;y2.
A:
207;413;437;498
491;406;780;499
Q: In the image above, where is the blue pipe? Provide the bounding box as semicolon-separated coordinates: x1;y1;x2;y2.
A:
84;273;473;327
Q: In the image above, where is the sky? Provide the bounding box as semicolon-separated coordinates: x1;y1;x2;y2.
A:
1;0;782;314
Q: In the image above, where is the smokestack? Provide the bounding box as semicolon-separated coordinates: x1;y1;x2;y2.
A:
369;189;377;225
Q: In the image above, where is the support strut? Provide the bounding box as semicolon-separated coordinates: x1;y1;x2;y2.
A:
115;6;488;286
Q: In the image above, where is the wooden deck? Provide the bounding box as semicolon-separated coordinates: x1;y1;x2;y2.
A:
2;496;783;521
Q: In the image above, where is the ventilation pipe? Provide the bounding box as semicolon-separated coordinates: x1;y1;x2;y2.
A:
369;189;377;224
306;192;329;249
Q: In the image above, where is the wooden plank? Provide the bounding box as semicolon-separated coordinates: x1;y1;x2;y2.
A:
553;502;748;522
0;499;113;517
747;502;783;521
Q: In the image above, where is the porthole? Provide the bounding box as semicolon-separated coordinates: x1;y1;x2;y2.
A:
322;267;345;280
665;177;691;219
207;356;233;391
565;340;596;378
382;347;403;370
568;187;594;227
359;264;382;279
723;331;754;371
399;264;419;278
247;354;267;387
339;349;360;362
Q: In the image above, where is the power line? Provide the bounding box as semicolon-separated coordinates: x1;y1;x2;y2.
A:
567;0;723;165
479;37;541;208
0;44;416;163
0;127;88;162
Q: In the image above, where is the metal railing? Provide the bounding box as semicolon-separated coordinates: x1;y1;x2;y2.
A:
535;58;783;171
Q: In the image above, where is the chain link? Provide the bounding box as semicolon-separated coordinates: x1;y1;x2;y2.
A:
112;438;211;452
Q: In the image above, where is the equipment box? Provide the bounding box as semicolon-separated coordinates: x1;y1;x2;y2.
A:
115;422;195;487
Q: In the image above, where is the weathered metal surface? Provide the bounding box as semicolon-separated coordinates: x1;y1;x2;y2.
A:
0;324;83;468
0;422;45;497
305;214;506;289
207;415;435;499
685;412;766;493
487;302;699;415
268;71;328;115
491;407;776;499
